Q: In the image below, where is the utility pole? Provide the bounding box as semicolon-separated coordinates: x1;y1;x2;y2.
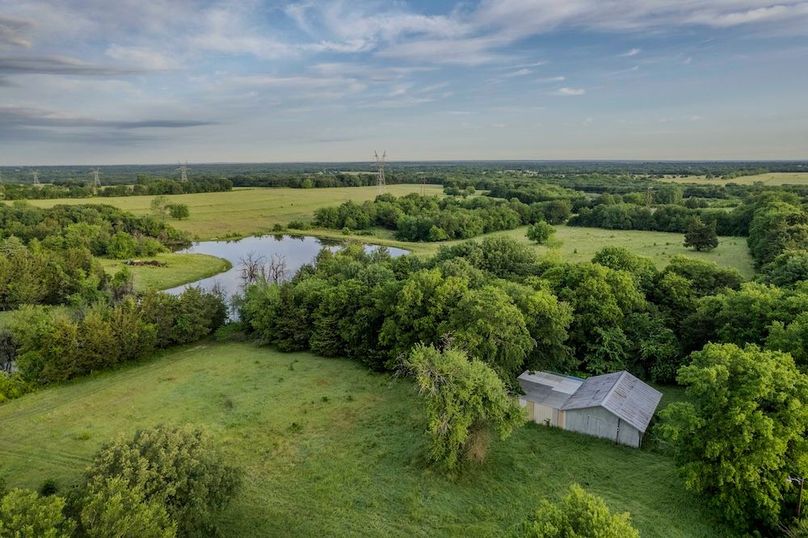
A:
374;151;386;195
31;169;41;188
177;162;190;182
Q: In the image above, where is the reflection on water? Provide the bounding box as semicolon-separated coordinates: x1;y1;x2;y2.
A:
165;235;408;302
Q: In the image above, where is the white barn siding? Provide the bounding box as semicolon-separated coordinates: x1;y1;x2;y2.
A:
564;407;643;448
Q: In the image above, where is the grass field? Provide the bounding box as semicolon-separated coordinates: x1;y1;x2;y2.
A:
98;253;231;291
0;341;730;537
661;172;808;186
26;185;443;241
330;225;755;278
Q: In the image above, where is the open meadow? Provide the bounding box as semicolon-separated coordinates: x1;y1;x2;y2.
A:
661;172;808;186
26;185;443;240
98;252;231;291
326;224;755;278
0;341;730;537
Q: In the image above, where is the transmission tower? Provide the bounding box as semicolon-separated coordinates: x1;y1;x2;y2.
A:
89;168;101;194
374;151;386;194
31;169;41;188
177;162;190;182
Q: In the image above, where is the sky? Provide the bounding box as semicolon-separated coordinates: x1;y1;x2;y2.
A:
1;0;807;165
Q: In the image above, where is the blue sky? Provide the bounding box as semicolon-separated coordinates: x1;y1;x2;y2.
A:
1;0;807;165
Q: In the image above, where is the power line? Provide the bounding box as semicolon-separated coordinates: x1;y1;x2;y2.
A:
177;162;190;182
89;168;101;194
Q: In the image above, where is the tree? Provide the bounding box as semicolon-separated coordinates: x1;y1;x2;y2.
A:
683;217;718;252
150;195;169;219
520;484;639;538
759;250;808;287
526;221;555;245
445;285;535;378
406;345;524;470
79;476;176;538
81;424;242;536
0;488;74;538
658;344;808;531
167;204;190;220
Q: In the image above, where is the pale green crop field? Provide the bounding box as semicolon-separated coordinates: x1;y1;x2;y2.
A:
662;172;808;186
26;185;443;241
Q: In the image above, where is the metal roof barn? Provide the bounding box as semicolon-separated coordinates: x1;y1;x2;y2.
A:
518;370;662;448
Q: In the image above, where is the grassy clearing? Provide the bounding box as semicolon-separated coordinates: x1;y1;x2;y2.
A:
25;185;443;241
333;225;755;278
98;253;231;291
0;341;729;537
661;172;808;186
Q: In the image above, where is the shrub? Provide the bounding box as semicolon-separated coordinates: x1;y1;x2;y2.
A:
81;424;242;536
167;204;190;220
521;484;639;537
526;221;555;245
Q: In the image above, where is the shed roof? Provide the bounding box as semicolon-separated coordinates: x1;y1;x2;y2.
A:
518;371;584;409
560;371;662;433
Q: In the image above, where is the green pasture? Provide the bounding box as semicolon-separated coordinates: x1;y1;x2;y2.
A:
0;341;730;537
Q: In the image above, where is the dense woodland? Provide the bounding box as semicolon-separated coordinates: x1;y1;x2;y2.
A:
1;162;808;536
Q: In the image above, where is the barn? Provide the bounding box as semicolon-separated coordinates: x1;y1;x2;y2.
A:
517;370;662;448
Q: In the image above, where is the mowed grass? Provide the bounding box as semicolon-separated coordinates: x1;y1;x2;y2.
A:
98;253;231;291
26;185;443;241
0;341;730;537
333;225;755;278
661;172;808;186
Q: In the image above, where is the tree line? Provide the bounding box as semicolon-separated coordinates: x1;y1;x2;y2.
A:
0;177;232;201
311;193;571;241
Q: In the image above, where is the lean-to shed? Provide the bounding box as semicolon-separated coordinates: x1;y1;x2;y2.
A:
518;370;662;448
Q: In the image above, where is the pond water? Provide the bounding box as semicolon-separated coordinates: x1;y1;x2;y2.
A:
165;235;408;302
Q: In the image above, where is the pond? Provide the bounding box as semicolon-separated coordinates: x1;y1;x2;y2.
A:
165;234;408;302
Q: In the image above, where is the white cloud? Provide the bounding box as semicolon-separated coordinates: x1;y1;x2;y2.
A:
105;45;180;70
621;48;641;57
503;68;532;77
553;87;586;96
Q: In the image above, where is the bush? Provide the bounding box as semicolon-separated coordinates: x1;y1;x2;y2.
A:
167;204;190;220
521;484;639;537
526;221;555;244
81;424;242;536
287;220;308;230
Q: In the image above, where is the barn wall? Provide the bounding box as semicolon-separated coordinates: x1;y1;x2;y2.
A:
563;407;642;448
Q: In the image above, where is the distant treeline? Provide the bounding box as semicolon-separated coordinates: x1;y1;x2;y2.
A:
3;160;807;184
0;177;232;200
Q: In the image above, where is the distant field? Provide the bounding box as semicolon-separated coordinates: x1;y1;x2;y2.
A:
26;185;442;241
99;253;231;291
0;341;730;537
331;225;755;278
662;172;808;186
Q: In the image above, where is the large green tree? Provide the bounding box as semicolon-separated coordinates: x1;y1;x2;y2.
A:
683;217;719;252
658;344;808;530
406;345;524;470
